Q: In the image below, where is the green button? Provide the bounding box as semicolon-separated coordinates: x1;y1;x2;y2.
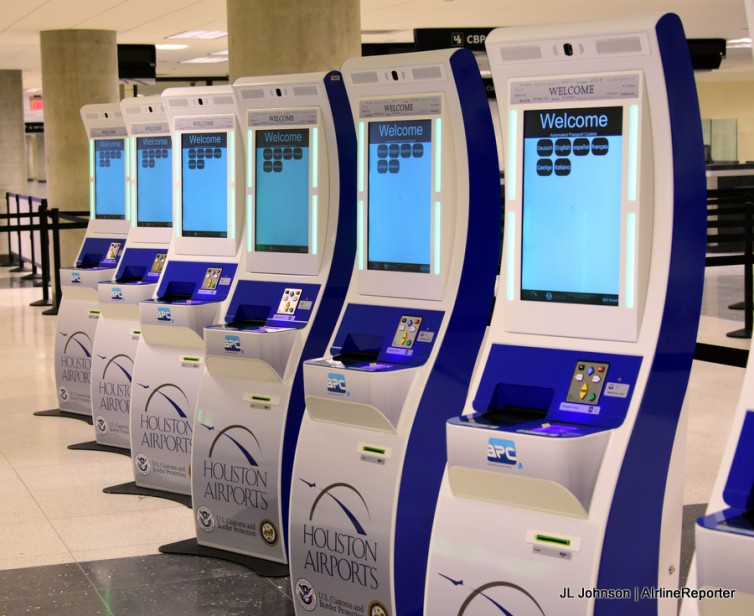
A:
588;393;597;402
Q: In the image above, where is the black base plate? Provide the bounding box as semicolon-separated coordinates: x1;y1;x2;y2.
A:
103;481;192;508
68;440;131;457
34;409;93;425
727;328;752;339
159;538;290;577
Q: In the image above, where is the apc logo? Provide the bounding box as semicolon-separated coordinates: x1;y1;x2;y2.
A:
111;287;123;301
224;334;242;353
71;272;81;284
487;438;517;466
327;372;347;395
156;307;172;322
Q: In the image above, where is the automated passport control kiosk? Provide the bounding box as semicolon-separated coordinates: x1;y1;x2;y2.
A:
45;104;130;420
288;49;501;616
70;97;173;452
110;87;244;499
425;14;706;616
681;366;754;612
159;71;356;574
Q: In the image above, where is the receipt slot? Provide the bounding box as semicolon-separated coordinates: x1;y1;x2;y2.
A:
158;71;356;574
287;49;501;616
39;104;130;421
67;97;173;453
105;87;245;500
425;14;706;616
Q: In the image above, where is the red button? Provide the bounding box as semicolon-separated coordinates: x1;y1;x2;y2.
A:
598;366;605;373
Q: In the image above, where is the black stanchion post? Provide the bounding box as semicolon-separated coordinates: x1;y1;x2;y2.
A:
42;208;61;316
10;194;25;273
30;200;52;307
1;192;14;267
22;197;40;281
727;197;753;339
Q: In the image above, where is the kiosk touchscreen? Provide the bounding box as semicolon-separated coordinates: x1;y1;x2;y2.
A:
159;71;356;574
111;86;244;499
287;49;501;616
681;374;754;613
74;97;173;451
425;14;706;616
44;104;130;419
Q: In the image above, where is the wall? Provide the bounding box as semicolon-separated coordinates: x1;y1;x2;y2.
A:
696;79;754;163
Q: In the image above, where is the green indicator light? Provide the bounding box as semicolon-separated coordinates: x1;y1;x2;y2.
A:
124;138;131;223
312;127;319;189
433;201;441;275
228;132;236;240
132;330;141;335
626;212;636;309
362;446;385;455
628;104;639;202
89;139;95;177
246;194;253;253
182;356;200;363
312;194;318;255
89;139;95;219
247;129;253;188
358;121;365;193
536;534;571;547
357;200;365;270
508;110;518;201
174;187;181;237
252;395;271;402
506;211;516;301
434;118;442;193
90;183;95;220
229;131;235;184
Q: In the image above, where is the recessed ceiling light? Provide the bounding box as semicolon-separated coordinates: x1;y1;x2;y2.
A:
156;43;189;50
727;37;752;48
211;49;229;56
168;30;227;40
180;56;228;64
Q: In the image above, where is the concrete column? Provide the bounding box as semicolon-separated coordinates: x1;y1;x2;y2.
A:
227;0;361;81
32;134;47;183
0;70;27;259
40;30;119;271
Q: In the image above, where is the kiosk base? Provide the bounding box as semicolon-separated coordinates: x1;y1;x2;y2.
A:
68;440;130;457
158;538;289;578
103;481;192;508
34;409;93;425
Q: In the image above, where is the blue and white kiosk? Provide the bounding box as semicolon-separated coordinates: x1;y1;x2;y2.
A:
69;96;173;453
425;14;706;616
40;104;130;421
159;71;356;575
287;49;501;616
106;86;244;500
681;375;754;612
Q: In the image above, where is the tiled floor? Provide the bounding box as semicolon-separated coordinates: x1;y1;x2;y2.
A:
0;261;749;615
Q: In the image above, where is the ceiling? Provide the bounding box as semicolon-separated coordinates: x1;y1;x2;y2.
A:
0;0;751;94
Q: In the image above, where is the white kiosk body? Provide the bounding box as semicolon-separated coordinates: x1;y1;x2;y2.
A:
89;96;173;448
682;368;754;611
425;14;706;616
174;71;356;566
128;86;244;495
54;104;130;416
288;49;501;616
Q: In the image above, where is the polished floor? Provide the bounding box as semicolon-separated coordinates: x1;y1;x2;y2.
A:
0;260;749;615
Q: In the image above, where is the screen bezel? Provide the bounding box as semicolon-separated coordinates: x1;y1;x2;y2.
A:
355;94;454;302
136;134;173;228
244;108;326;277
93;137;127;221
502;72;649;343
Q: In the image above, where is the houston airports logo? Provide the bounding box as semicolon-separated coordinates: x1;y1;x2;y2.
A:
59;331;93;401
137;383;192;458
200;424;269;514
437;575;546;616
299;479;380;591
224;334;242;353
97;354;134;419
327;372;347;395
